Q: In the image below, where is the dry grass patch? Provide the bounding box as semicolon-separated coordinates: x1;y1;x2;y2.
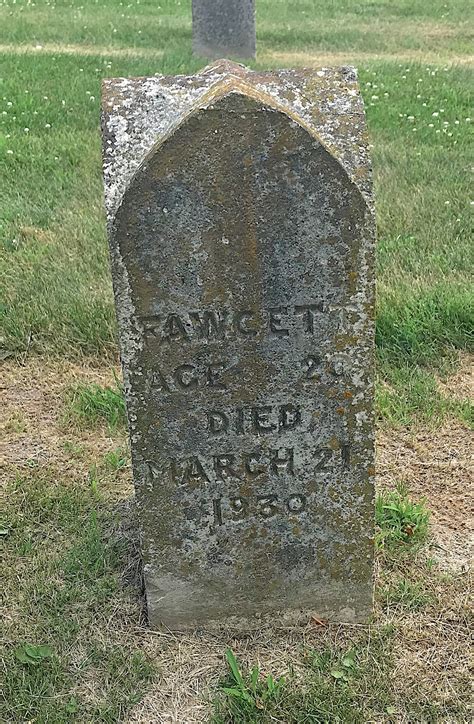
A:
437;351;474;403
1;359;472;721
262;49;474;67
377;421;473;572
0;358;126;476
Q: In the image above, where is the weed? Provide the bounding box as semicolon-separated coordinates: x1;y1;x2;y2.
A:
376;484;429;552
214;630;395;722
103;446;128;471
382;578;435;611
14;643;54;666
214;648;285;721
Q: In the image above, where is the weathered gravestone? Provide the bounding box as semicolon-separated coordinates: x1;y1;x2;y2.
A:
192;0;256;60
101;60;375;629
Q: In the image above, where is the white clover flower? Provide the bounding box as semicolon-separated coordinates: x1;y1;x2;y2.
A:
24;127;29;132
428;123;434;127
407;116;415;121
432;112;439;117
7;149;13;154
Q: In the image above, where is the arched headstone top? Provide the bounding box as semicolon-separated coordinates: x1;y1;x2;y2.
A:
115;75;369;233
102;62;373;226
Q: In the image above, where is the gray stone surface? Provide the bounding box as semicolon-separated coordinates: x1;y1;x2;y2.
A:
101;60;376;630
192;0;256;60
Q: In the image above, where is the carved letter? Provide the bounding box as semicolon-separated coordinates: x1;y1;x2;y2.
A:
206;362;226;389
252;406;277;432
295;303;323;334
150;368;171;392
270;447;294;474
279;404;301;430
268;307;289;336
234;311;257;336
213;454;239;480
174;364;198;389
208;411;229;434
190;310;228;339
162;313;189;342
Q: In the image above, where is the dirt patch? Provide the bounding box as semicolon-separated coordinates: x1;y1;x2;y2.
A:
437;351;473;403
377;422;473;572
0;358;126;480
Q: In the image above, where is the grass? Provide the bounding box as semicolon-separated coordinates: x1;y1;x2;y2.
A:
3;463;464;722
375;483;429;552
1;471;154;722
65;380;126;429
381;578;435;612
1;0;473;721
1;56;472;423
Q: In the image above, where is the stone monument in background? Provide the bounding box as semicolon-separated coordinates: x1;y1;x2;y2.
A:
101;60;376;629
192;0;256;60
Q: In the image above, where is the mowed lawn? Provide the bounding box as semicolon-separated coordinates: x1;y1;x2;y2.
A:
1;0;473;722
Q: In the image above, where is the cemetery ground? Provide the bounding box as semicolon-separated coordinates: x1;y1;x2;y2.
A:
0;0;472;721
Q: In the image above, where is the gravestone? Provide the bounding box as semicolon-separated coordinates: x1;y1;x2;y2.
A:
192;0;256;60
101;60;376;630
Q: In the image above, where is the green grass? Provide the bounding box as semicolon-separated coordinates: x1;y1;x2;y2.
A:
1;472;154;722
375;483;430;552
0;1;472;428
381;577;435;611
65;380;126;429
212;629;394;723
